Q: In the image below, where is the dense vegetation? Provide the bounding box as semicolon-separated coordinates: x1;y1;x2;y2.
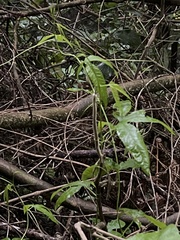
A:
0;0;180;239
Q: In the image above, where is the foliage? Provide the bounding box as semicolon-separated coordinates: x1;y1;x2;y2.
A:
0;0;179;239
128;224;180;240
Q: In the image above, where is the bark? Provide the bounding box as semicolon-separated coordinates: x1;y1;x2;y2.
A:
0;74;180;129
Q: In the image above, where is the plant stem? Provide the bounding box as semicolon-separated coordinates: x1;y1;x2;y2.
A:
92;93;105;222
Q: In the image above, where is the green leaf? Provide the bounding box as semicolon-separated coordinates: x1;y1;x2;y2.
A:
109;230;123;237
54;34;72;47
97;121;115;134
120;208;166;229
23;204;32;214
3;184;14;202
23;204;58;224
109;82;131;100
87;55;115;73
107;218;126;232
37;34;54;45
145;215;166;229
119;110;174;134
55;186;81;210
127;224;180;240
76;61;84;79
119;158;141;170
51;180;94;209
104;158;119;173
68;88;84;92
113;100;132;119
51;180;94;200
119;208;142;228
33;204;59;224
119;109;147;122
37;34;72;47
116;123;150;175
82;165;99;180
146;116;174;134
84;59;108;107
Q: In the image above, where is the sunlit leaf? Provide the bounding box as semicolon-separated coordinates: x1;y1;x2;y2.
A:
23;204;32;214
54;34;72;47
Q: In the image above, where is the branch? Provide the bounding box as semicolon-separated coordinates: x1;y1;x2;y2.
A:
0;74;180;129
0;157;151;225
0;157;179;226
0;0;179;19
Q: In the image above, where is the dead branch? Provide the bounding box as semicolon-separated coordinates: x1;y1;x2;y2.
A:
0;74;180;129
0;0;179;20
0;157;179;226
0;157;149;225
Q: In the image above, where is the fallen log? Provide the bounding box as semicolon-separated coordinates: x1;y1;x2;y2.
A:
0;74;179;129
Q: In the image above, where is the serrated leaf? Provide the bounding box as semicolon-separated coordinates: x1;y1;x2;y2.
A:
116;123;150;175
